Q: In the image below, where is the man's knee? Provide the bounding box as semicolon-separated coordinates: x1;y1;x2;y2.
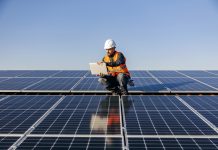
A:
117;73;129;85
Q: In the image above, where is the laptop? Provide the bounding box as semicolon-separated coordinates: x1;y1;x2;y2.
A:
89;62;108;75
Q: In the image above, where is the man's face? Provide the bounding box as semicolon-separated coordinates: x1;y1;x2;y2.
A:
106;47;115;57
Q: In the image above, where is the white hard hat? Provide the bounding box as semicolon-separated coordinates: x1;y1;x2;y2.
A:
104;39;116;49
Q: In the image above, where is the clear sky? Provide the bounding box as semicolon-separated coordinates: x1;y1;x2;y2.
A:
0;0;218;70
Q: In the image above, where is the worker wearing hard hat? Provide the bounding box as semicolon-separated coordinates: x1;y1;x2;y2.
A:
97;39;134;95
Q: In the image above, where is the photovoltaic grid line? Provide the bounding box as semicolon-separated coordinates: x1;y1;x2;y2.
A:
206;70;218;75
179;70;218;77
147;71;171;91
1;71;218;149
164;79;218;134
175;96;218;133
8;95;66;150
30;96;122;136
0;137;19;150
0;95;10;103
148;70;186;78
176;70;218;90
128;138;218;150
0;96;62;135
205;70;218;76
22;71;88;90
15;96;123;150
18;71;60;77
121;95;218;150
16;137;123;150
70;71;90;90
122;96;217;137
180;96;218;129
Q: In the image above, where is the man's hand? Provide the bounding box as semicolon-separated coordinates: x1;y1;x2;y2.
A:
99;73;105;77
97;61;103;65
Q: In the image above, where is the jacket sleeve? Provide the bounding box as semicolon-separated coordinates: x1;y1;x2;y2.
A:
105;53;125;67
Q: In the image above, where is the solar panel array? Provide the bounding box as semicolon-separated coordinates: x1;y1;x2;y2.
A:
0;70;218;149
0;70;218;92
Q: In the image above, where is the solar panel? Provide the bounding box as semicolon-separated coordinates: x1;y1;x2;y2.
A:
1;70;218;150
0;95;61;109
0;96;61;134
207;70;218;75
26;78;81;90
149;71;185;77
180;96;218;128
53;70;88;77
85;70;152;78
0;70;30;77
129;70;151;77
194;78;218;89
123;96;217;135
158;77;216;91
73;78;106;91
129;78;168;92
124;96;189;111
0;136;19;149
128;138;218;150
0;96;6;100
179;96;218;110
32;96;121;135
17;137;123;149
19;70;60;77
0;78;8;83
178;71;218;77
0;78;44;90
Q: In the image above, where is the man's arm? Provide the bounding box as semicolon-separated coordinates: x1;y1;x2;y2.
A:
105;53;125;67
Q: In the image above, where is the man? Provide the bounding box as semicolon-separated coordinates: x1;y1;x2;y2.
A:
97;39;132;95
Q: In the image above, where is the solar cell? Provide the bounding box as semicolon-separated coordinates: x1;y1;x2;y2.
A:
129;78;168;92
178;71;218;77
32;96;121;135
53;70;88;77
123;96;217;135
26;78;81;90
19;70;60;77
73;78;106;91
149;71;185;77
0;136;19;150
0;96;61;134
128;138;218;150
0;78;44;90
17;137;122;150
158;77;216;91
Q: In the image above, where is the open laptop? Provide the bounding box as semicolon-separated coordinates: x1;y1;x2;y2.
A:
89;63;108;75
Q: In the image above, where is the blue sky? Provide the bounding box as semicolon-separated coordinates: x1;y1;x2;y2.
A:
0;0;218;70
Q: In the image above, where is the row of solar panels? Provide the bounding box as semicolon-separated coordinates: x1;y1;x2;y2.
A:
0;75;218;91
0;70;218;77
0;95;218;149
